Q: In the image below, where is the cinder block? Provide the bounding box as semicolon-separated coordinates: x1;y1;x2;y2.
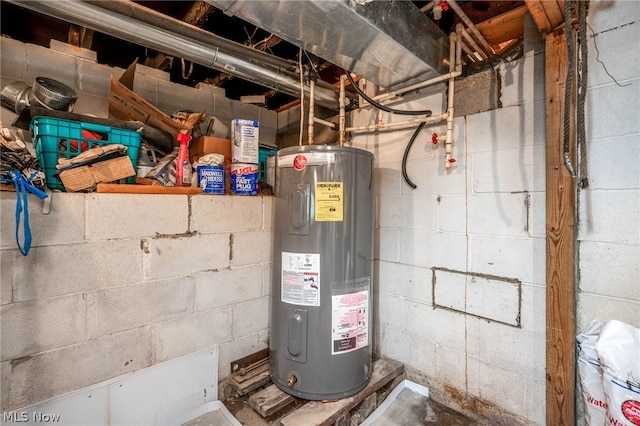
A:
588;0;640;33
217;333;266;382
26;43;77;88
405;334;438;378
3;327;152;411
0;252;11;305
1;295;88;361
432;269;466;313
196;82;225;97
587;82;640;140
466;357;527;417
499;52;545;107
262;196;273;231
231;296;269;339
196;265;263;311
1;361;9;412
376;292;405;331
378;195;403;229
524;376;546;425
585;134;639;190
578;189;639;245
157;79;212;118
377;228;400;262
376;325;410;366
471;145;545;193
406;301;466;350
579;241;640;300
467;192;529;237
191;196;263;233
528;191;546;239
399;230;467;270
77;59;113;98
91;277;195;336
144;232;230;279
470;320;544;377
261;263;272;296
0;192;85;249
258;108;278;146
466;104;543;155
49;40;97;62
377;261;432;304
374;167;402;196
231;230;272;267
0;38;28;78
454;69;500;117
154;307;232;363
86;194;189;240
436;193;466;233
13;239;143;302
518;282;546;334
577;293;640;329
135;63;170;81
588;24;639;87
434;346;466;390
72;93;109;118
403;155;467;196
469;235;545;285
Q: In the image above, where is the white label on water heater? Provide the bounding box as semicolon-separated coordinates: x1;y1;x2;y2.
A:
281;252;320;306
331;289;369;355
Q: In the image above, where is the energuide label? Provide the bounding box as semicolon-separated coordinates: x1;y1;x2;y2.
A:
315;182;343;221
332;288;369;355
281;252;320;306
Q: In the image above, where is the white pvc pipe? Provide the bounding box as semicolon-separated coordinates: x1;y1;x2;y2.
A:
457;23;489;61
313;116;336;129
444;30;460;170
345;114;447;133
373;68;463;103
446;0;494;58
339;74;346;146
308;78;315;145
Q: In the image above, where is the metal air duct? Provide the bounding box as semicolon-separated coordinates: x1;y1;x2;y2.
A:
206;0;450;92
6;0;346;110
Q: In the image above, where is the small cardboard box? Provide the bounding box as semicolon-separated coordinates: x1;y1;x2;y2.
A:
59;156;135;192
189;136;232;164
109;62;189;139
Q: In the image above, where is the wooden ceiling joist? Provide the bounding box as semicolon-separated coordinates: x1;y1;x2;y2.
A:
525;0;565;34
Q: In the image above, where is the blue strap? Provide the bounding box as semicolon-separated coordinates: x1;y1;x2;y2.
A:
2;170;48;256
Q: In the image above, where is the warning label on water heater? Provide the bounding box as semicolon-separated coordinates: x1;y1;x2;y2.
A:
315;182;343;222
331;290;369;355
281;252;320;306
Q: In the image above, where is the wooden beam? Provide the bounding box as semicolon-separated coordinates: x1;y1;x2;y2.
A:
544;27;576;426
525;0;564;34
476;5;529;45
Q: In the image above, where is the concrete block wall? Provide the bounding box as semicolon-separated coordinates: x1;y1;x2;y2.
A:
0;193;272;411
0;37;277;143
0;38;275;411
351;48;547;425
576;0;640;328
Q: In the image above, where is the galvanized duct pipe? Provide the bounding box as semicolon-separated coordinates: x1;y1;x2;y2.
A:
6;0;344;110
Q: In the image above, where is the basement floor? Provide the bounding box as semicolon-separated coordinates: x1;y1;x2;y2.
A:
209;357;480;426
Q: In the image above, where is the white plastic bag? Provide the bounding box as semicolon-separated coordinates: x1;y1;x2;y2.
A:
595;320;640;426
577;320;608;425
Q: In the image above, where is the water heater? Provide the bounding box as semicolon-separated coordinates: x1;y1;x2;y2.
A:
270;145;374;400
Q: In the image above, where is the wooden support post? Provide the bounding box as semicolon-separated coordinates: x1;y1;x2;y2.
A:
544;28;576;426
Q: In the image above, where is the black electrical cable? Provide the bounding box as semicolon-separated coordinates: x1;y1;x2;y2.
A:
401;122;426;189
345;71;432;116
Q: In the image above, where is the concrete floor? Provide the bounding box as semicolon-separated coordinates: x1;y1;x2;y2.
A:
220;389;480;426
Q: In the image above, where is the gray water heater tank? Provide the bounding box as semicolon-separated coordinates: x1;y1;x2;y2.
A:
270;145;374;400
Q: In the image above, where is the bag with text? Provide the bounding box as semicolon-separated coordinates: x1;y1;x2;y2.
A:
595;320;640;426
577;320;607;425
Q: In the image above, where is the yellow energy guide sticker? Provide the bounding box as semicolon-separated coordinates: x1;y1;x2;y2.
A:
315;182;343;221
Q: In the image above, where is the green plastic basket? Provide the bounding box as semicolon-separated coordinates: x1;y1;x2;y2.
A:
31;116;142;190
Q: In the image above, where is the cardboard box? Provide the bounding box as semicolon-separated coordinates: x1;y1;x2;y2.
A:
59;156;135;192
189;136;232;164
109;61;189;139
